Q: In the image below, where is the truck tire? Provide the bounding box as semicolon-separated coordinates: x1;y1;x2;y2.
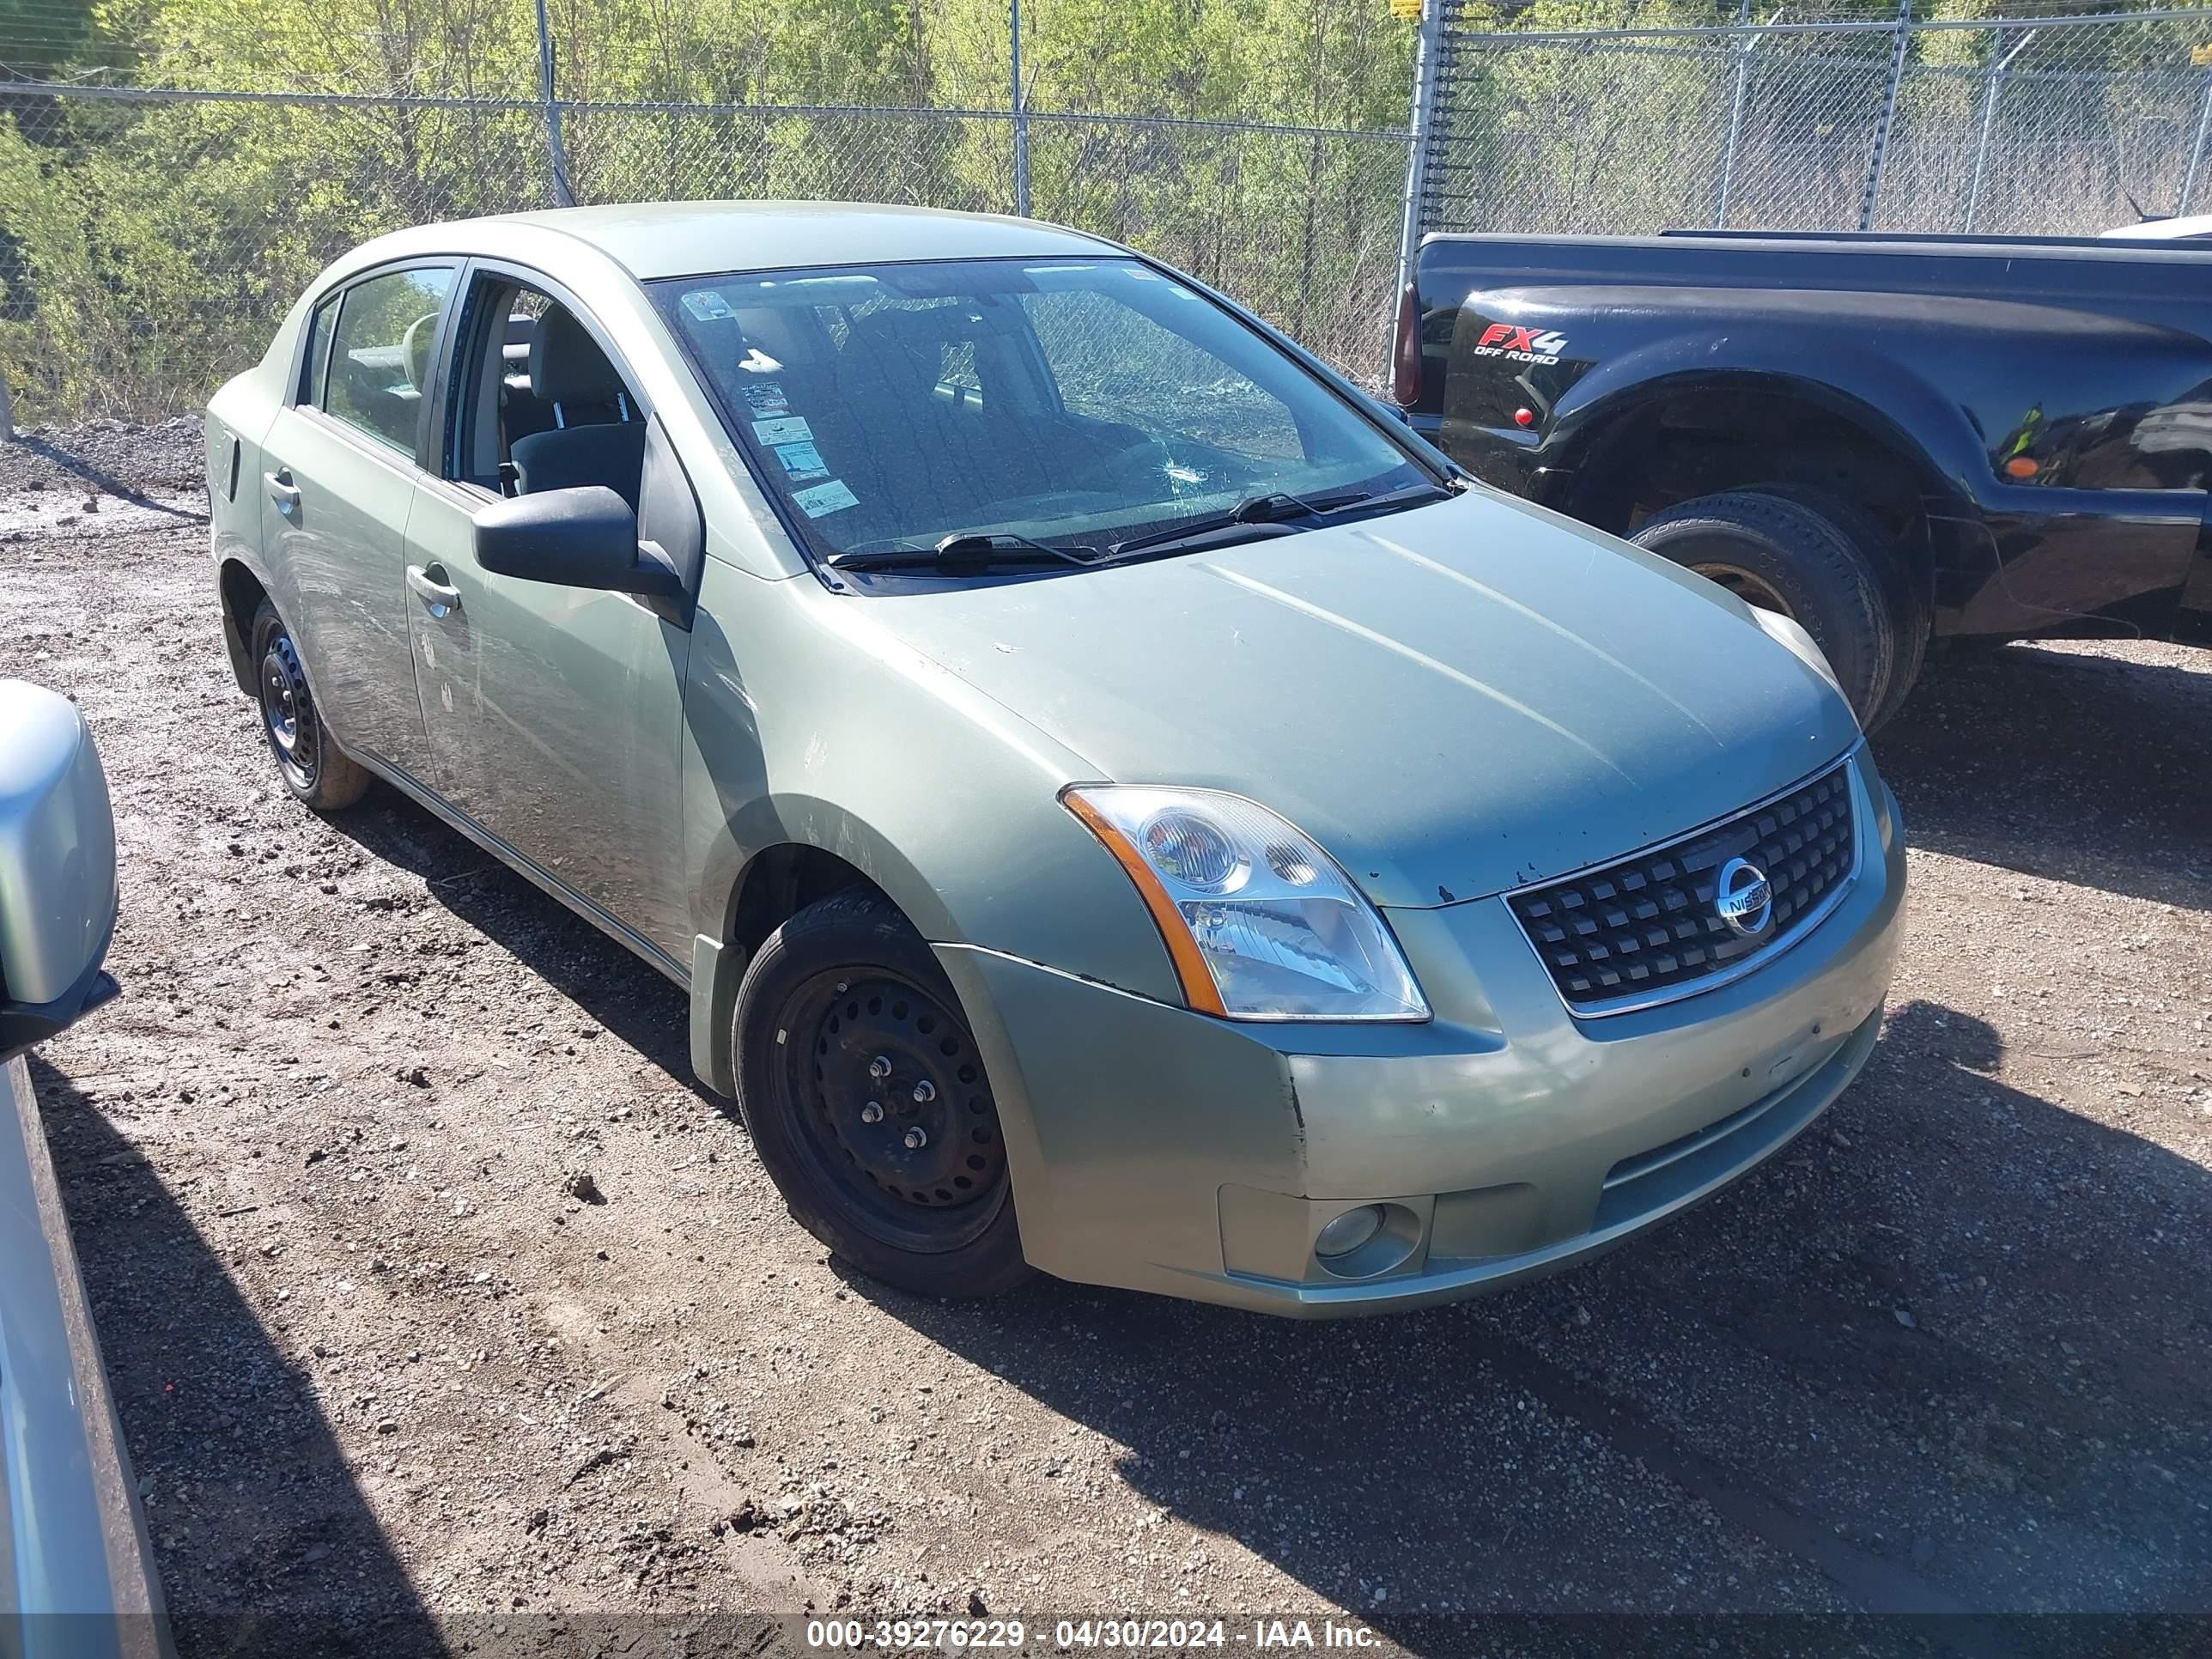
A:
1753;483;1930;732
732;890;1032;1300
1632;490;1894;726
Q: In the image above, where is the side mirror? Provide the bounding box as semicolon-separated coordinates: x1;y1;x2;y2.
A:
471;486;683;599
0;681;120;1060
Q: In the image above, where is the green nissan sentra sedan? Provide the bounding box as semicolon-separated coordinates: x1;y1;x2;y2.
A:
204;203;1904;1316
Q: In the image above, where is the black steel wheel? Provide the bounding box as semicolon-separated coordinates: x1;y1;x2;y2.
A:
732;890;1030;1297
249;600;370;810
787;969;1007;1248
258;626;320;793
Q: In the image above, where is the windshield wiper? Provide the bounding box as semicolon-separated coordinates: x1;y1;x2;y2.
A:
1103;493;1318;560
824;532;1103;574
1303;480;1456;517
1102;482;1454;562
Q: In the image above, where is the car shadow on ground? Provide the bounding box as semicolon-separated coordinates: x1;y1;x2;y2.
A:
326;789;720;1112
1875;641;2212;910
844;997;2212;1628
28;1055;446;1659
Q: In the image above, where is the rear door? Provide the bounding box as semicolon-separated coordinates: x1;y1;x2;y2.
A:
258;263;458;785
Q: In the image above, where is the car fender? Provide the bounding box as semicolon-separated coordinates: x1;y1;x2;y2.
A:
681;575;1188;1097
205;342;303;698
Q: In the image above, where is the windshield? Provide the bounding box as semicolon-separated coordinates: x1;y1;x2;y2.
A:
653;258;1432;567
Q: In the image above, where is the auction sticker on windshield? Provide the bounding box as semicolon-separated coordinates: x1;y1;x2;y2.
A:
775;441;830;482
755;416;812;446
793;479;859;517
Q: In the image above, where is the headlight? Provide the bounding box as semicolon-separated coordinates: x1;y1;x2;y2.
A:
1063;785;1429;1022
1749;605;1843;699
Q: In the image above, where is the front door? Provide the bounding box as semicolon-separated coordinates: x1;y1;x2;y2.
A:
402;272;695;969
259;263;457;785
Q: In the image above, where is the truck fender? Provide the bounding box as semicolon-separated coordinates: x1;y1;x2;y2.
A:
1546;325;1984;514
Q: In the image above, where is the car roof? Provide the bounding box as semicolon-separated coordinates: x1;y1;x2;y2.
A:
345;201;1120;282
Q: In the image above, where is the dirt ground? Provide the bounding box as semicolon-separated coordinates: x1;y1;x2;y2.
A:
3;420;2209;1656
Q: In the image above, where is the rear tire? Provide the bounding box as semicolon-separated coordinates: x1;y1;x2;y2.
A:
732;890;1031;1299
1632;489;1896;727
250;599;370;811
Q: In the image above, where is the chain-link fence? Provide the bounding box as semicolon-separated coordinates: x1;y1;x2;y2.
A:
1411;2;2212;241
0;0;1412;428
15;2;2203;428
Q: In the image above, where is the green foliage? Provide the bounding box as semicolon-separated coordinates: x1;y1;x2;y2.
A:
0;0;1424;420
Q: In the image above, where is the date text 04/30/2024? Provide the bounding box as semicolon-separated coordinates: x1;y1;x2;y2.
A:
802;1619;1384;1650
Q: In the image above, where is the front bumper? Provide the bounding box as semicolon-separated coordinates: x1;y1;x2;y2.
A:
935;755;1906;1317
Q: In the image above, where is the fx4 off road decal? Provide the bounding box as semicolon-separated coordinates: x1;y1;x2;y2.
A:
1474;323;1569;366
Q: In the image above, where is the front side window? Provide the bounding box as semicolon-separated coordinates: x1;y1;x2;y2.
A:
323;266;454;456
444;279;648;504
654;258;1431;568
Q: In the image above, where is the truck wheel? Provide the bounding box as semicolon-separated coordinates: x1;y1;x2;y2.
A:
1753;483;1929;732
250;599;371;811
732;890;1031;1300
1632;489;1894;726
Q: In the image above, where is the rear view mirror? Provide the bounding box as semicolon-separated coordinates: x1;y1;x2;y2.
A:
471;485;683;600
0;681;120;1060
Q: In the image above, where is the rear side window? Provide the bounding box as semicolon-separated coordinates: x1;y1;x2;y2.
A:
300;298;337;407
325;267;454;456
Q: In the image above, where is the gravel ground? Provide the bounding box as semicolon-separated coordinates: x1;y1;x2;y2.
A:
3;421;2209;1656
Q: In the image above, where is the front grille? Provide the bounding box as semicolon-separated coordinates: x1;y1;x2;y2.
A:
1508;758;1857;1014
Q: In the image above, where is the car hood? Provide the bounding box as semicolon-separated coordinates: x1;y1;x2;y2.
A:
876;491;1861;909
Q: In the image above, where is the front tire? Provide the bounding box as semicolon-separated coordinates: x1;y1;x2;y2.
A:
250;599;370;811
732;890;1030;1298
1632;489;1896;727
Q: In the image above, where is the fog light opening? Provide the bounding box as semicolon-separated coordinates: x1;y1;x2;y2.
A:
1310;1203;1422;1280
1314;1204;1384;1260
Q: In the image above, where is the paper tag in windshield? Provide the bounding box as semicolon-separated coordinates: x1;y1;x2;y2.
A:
775;441;829;483
742;382;789;416
681;289;733;320
753;416;811;447
793;479;859;519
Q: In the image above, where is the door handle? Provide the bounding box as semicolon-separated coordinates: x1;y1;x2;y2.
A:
264;469;301;516
406;563;461;617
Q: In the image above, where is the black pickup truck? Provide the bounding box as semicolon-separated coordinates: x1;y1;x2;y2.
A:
1390;231;2212;726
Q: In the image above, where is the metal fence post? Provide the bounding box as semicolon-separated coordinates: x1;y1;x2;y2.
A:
1966;27;2036;233
1713;0;1756;228
533;0;575;207
1389;0;1447;377
1009;0;1031;217
2180;63;2212;214
1857;0;1913;232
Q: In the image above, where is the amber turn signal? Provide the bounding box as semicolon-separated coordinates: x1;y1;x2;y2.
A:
2003;455;2039;479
